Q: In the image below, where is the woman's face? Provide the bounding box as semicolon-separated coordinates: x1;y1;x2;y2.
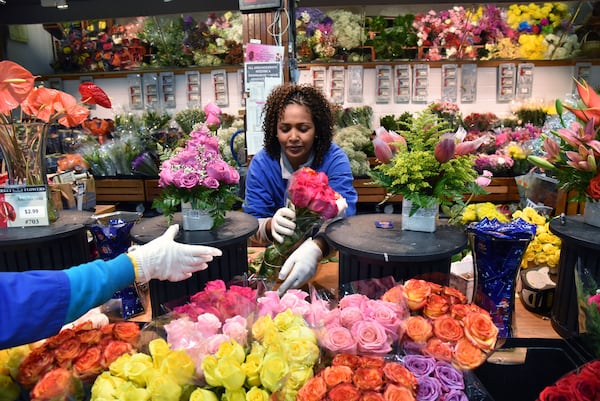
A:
277;103;315;170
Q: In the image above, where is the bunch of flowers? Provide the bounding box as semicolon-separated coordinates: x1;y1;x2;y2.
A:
460;202;511;224
16;321;140;400
403;354;468;401
536;360;600;401
258;167;340;285
194;308;320;401
0;344;32;400
470;4;516;48
326;10;365;50
528;79;600;203
384;279;499;370
91;338;197;400
183;12;244;67
474;153;515;177
463;112;499;133
512;207;561;269
369;111;486;211
0;60;111;185
297;353;419;401
153;103;240;227
308;292;409;356
412;6;479;60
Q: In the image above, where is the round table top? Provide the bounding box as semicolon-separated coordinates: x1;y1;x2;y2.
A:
325;213;468;262
0;210;93;244
549;215;600;250
131;211;259;247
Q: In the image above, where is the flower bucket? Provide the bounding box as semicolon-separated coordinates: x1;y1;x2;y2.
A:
584;200;600;228
401;199;438;233
181;202;215;231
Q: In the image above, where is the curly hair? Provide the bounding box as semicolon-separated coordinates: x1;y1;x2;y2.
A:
261;83;334;167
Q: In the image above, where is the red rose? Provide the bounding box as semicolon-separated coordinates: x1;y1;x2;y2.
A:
17;349;55;389
101;340;133;368
357;355;386;369
73;346;103;381
538;384;574;401
332;353;361;369
328;383;361;401
297;376;328;401
30;367;83;401
360;391;386;401
423;338;453;362
77;328;102;345
112;321;140;345
422;293;449;319
322;365;353;388
587;173;600;200
383;383;416;401
432;315;464;343
54;338;82;367
353;367;384;391
382;362;418;392
45;328;76;349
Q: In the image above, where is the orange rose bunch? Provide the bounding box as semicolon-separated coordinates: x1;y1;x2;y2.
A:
297;353;418;401
16;321;139;399
387;279;499;370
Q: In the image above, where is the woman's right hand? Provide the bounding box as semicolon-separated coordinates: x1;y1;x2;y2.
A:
270;207;296;243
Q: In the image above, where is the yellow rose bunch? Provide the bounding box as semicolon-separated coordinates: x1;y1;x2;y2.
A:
195;309;320;401
461;202;510;224
512;207;561;269
0;345;33;401
90;338;197;401
506;2;569;29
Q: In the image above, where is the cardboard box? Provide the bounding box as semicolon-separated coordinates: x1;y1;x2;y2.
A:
450;255;475;302
50;182;76;209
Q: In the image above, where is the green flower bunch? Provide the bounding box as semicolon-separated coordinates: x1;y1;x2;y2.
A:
369;110;485;210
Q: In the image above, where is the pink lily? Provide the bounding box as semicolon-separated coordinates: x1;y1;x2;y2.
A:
543;136;561;162
565;145;597;172
434;132;455;163
476;169;493;187
455;136;486;156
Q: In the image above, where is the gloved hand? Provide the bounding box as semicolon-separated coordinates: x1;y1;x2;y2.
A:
271;207;296;243
335;196;348;218
277;238;322;295
129;224;222;283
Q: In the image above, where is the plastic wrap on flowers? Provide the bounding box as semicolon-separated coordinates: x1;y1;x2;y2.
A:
86;211;144;319
574;259;600;359
467;217;536;338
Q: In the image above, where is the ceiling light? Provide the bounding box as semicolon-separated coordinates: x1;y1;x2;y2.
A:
0;0;6;5
56;0;68;9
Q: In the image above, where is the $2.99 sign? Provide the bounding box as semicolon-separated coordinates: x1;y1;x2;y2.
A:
0;186;49;227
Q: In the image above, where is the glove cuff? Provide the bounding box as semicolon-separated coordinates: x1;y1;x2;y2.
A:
127;253;146;283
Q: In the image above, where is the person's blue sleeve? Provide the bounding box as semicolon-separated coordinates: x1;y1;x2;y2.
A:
64;253;135;323
243;150;287;218
319;144;358;216
0;254;135;349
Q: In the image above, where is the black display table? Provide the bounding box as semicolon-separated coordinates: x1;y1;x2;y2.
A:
0;210;93;272
549;215;600;338
324;213;468;286
130;211;258;317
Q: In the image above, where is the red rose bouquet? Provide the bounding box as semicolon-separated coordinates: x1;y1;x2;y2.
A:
536;359;600;401
258;167;340;286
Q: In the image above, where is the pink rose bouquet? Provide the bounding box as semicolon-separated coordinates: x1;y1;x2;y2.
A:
153;103;240;227
259;167;340;285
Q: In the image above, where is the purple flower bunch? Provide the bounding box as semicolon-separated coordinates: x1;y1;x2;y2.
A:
296;7;328;37
403;354;468;401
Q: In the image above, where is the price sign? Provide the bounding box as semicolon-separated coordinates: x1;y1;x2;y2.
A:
0;185;49;227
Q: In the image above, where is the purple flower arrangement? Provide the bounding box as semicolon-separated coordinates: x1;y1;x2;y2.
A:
403;354;468;401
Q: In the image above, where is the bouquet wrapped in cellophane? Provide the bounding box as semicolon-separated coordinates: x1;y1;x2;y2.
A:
259;167;340;287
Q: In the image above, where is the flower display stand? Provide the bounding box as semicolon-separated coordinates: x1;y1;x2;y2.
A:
94;177;161;204
470;177;521;204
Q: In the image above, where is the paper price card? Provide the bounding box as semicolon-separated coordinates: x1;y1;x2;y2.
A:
0;186;49;227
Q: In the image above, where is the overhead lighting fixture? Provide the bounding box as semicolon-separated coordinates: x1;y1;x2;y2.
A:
0;0;6;5
56;0;68;9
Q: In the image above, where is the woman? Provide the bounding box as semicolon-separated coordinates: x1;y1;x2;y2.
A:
0;224;221;349
243;83;357;294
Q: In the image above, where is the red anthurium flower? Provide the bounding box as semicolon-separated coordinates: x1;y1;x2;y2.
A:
0;60;36;114
78;82;112;109
21;87;60;122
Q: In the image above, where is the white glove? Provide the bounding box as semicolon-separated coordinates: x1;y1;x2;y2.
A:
271;207;296;244
277;238;322;295
335;196;348;218
129;224;222;283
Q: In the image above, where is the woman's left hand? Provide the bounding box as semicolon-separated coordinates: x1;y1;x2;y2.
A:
277;238;322;295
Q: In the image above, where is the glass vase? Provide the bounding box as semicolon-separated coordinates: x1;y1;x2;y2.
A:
181;201;215;231
0;122;58;223
583;200;600;228
401;199;438;232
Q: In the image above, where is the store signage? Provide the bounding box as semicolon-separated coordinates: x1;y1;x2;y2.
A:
0;185;49;227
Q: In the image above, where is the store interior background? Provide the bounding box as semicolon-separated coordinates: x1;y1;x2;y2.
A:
2;1;599;132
